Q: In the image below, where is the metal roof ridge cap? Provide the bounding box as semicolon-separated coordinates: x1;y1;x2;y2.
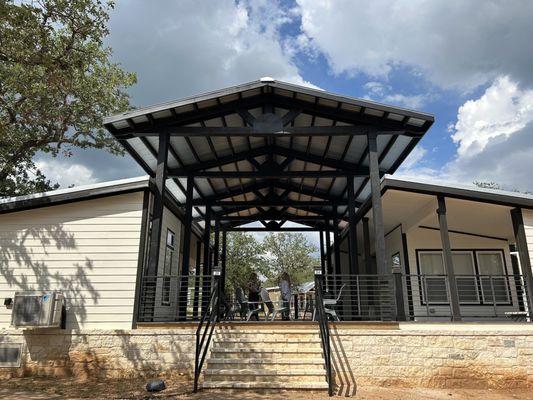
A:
0;175;150;204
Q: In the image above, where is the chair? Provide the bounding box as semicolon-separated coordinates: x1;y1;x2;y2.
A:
314;284;346;322
239;288;262;321
260;288;292;321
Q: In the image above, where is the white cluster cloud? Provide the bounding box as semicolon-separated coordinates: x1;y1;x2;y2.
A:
295;0;533;90
35;158;97;188
398;76;533;191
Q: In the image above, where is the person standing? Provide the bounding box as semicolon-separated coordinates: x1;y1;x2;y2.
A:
279;272;292;321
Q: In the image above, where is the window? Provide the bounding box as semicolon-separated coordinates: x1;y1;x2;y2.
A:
417;249;510;306
418;252;448;303
476;251;509;304
452;252;478;304
162;229;175;306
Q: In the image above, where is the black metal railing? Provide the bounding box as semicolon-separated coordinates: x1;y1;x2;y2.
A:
193;277;221;392
315;275;334;396
403;274;531;321
137;273;531;323
319;274;396;321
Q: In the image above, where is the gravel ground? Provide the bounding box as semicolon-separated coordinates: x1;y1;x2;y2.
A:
0;377;531;400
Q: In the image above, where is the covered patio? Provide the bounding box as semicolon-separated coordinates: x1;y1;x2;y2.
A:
103;78;434;324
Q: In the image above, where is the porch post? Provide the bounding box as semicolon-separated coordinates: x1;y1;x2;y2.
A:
362;217;372;274
367;133;387;275
213;218;220;268
437;196;461;321
178;175;194;319
510;208;533;315
319;229;326;275
325;219;333;275
192;239;202;319
201;205;212;314
333;217;342;275
221;229;227;294
347;175;359;274
144;132;169;321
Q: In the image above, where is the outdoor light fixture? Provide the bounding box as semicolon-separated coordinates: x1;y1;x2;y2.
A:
4;298;13;309
212;265;222;277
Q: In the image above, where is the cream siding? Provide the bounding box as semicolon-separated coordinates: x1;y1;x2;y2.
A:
0;192;145;329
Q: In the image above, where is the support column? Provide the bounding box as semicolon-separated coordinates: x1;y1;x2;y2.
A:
319;229;326;275
221;229;227;294
362;217;372;274
144;133;169;320
347;175;359;274
333;218;342;276
178;175;194;319
367;133;386;276
511;208;533;315
213;218;220;268
325;219;333;276
437;196;461;321
192;240;202;319
201;206;212;315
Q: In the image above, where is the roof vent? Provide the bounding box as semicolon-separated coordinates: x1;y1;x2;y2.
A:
260;76;275;82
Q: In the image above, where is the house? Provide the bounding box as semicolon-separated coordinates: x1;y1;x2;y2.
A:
1;79;532;393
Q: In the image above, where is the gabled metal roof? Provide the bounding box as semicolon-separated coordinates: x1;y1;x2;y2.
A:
103;79;435;230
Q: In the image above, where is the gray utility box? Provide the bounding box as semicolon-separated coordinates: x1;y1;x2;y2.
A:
11;291;64;328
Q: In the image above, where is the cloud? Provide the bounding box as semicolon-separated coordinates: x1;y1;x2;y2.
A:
108;0;314;106
295;0;533;90
451;76;533;156
397;76;533;192
35;158;98;188
363;81;430;108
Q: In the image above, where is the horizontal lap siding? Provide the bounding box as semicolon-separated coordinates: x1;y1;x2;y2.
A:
522;210;533;267
0;192;144;329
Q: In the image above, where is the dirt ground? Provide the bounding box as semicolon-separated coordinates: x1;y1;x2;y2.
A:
0;377;531;400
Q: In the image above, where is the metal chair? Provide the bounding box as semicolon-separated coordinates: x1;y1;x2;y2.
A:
260;288;291;321
313;284;346;321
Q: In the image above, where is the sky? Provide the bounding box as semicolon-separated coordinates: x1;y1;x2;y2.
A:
33;0;533;250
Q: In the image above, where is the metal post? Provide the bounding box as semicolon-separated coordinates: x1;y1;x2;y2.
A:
213;218;220;269
221;230;227;294
367;133;387;275
319;229;325;275
178;175;194;320
347;175;359;274
510;208;533;317
437;196;461;321
362;217;372;274
393;267;406;321
201;206;212;315
192;240;202;320
325;219;333;276
144;133;169;321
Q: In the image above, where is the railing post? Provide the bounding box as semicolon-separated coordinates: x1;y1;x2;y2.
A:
393;267;406;321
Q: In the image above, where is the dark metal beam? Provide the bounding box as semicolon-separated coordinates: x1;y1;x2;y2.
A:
170;170;364;179
362;217;372;274
510;208;533;315
228;227;317;232
347;176;359;274
437;196;461;321
194;199;346;207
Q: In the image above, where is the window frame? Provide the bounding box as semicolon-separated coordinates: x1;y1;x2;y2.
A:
161;228;176;306
415;248;511;307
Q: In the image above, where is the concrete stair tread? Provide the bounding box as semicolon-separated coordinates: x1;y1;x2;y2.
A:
205;368;325;376
212;347;323;353
207;358;325;365
201;381;329;390
214;338;321;343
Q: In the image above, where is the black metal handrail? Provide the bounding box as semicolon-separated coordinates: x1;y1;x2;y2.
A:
315;275;334;396
193;276;220;392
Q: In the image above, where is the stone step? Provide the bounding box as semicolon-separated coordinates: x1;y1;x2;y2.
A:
213;338;321;344
207;358;325;366
210;347;323;355
213;342;322;351
201;381;329;390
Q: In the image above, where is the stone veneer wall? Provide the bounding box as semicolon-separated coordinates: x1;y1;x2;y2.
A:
0;324;532;391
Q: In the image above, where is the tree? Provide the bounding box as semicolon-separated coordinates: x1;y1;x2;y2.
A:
0;0;136;196
224;232;267;295
262;232;318;287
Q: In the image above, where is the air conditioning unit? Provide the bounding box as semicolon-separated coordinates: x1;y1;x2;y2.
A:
11;291;64;328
